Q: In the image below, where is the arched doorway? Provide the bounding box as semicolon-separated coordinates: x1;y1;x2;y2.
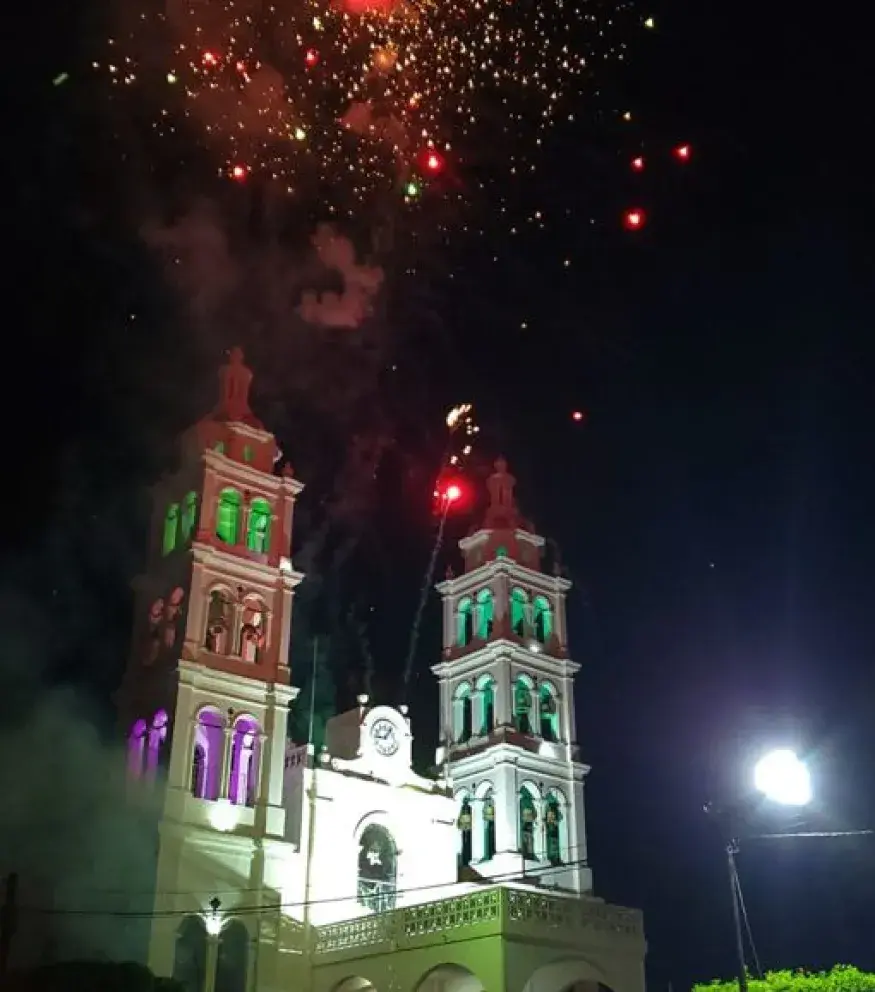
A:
522;961;630;992
216;919;249;992
357;824;397;913
332;978;377;991
173;916;207;992
414;964;483;992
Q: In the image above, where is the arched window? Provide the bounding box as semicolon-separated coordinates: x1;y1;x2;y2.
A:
243;445;254;464
215;441;226;454
519;786;537;860
216;488;242;545
239;598;266;663
513;675;533;734
181;491;198;542
246;497;272;554
193;708;225;800
456;597;473;647
539;683;559;741
163;503;180;556
216;920;249;992
510;588;529;636
496;545;508;559
146;709;169;776
357;824;397;913
452;683;473;742
477;675;495;735
205;590;232;654
482;791;496;861
533;595;553;643
229;716;260;806
173;916;207;992
457;797;473;868
128;719;147;779
545;793;564;865
475;588;494;640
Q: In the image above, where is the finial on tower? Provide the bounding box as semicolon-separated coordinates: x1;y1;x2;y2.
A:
484;456;519;528
216;347;256;424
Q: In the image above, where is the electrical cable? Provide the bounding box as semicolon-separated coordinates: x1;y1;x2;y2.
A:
19;849;597;920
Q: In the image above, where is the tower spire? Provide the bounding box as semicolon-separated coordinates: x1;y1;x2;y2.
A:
483;456;519;529
214;346;263;428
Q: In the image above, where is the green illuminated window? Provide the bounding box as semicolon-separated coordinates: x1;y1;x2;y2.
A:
246;498;272;554
162;504;179;556
216;488;242;544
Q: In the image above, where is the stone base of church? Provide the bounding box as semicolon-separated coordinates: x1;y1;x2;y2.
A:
279;883;645;992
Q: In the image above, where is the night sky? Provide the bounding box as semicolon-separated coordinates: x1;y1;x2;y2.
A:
9;0;875;986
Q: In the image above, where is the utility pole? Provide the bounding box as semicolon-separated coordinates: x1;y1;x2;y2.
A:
0;871;19;976
726;842;749;992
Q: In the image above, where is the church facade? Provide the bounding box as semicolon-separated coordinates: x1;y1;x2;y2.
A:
116;351;647;992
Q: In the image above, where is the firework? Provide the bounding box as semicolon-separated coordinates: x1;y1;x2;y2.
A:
101;0;635;209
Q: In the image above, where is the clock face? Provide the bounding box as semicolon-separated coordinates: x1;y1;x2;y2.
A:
371;718;400;757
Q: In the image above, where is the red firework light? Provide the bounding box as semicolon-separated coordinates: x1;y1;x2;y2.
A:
433;476;467;514
420;149;444;174
623;208;646;230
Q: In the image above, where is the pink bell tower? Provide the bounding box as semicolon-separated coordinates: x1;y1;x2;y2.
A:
116;349;305;977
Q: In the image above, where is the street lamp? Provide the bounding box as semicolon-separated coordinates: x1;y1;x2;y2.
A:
706;749;812;992
753;749;812;807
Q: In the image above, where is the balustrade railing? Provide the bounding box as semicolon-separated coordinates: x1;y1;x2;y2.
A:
313;886;642;956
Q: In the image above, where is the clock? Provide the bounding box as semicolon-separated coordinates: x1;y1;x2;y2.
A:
370;718;400;757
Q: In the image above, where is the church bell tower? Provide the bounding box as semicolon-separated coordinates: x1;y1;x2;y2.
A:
433;458;592;893
116;348;305;977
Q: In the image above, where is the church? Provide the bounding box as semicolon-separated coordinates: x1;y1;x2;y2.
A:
116;350;647;992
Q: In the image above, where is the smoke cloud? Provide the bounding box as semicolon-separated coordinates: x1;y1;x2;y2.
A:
0;578;163;969
299;224;385;329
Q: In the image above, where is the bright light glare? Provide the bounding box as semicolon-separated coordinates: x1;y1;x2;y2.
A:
753;749;812;806
444;484;462;502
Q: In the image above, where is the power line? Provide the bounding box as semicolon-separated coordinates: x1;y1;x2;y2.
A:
19;851;596;920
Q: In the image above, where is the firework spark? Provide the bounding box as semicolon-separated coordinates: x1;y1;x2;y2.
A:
101;0;635;210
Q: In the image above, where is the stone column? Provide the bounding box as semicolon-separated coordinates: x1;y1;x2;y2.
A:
442;595;454;651
472;688;484;736
529;684;540;736
494;658;511;727
555;592;568;649
253;731;268;805
200;469;217;540
268;513;280;561
494;763;518;854
221;726;234;801
562;675;577;744
438;678;450;742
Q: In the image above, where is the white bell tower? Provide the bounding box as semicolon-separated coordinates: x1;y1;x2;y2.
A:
433;457;593;893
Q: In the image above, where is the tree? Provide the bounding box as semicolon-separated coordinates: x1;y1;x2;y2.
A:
694;966;875;992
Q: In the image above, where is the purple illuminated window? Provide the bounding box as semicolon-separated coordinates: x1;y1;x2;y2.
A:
128;719;148;779
229;716;260;807
193;708;225;800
